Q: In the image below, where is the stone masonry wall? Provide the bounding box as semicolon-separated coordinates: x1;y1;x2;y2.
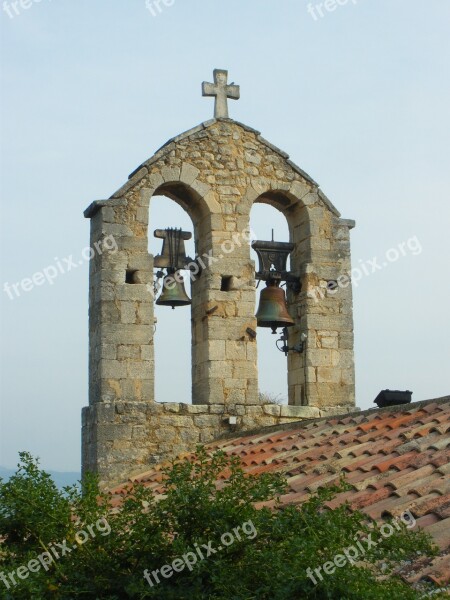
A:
82;401;346;486
82;118;356;487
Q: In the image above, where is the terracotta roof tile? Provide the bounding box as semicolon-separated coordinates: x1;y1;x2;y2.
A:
415;555;450;586
385;465;439;493
408;475;448;497
427;516;450;550
109;397;450;590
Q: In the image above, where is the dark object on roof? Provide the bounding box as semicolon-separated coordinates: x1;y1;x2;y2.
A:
374;389;412;408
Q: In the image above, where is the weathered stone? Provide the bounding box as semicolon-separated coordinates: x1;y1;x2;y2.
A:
263;404;281;416
164;403;181;413
83;113;355;488
279;406;321;419
180;162;200;185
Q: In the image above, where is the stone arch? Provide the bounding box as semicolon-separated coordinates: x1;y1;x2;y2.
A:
148;192;196;405
248;186;315;406
144;178;220;407
249;201;291;405
138;169;219;255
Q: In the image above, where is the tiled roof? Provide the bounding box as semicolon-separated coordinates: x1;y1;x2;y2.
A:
109;396;450;590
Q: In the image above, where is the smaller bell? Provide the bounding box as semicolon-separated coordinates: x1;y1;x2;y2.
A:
156;269;191;309
255;281;294;334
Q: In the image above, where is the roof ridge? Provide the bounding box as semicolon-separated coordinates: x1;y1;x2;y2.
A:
206;396;450;445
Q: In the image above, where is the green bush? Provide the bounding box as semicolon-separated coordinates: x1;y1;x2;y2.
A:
0;449;445;599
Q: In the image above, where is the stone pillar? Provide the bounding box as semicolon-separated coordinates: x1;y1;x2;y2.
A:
82;198;154;482
191;211;258;406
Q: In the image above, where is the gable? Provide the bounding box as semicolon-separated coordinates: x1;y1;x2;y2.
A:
107;118;341;219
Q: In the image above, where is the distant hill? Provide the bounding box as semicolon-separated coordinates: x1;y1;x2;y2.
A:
0;466;81;490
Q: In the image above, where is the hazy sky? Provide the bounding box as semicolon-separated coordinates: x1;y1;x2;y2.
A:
1;1;449;472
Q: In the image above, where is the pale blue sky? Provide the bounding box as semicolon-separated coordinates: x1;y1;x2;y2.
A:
1;1;449;471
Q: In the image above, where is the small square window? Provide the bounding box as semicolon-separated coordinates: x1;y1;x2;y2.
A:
221;276;232;292
125;270;138;284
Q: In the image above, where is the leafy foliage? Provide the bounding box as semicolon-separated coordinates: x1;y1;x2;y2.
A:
0;450;445;599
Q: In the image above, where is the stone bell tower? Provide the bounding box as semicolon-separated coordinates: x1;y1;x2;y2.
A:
82;69;356;487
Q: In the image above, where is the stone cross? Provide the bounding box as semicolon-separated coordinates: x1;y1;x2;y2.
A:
202;69;240;119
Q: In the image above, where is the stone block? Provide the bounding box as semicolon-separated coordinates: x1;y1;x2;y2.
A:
246;342;257;361
154;427;177;442
101;223;134;238
180;428;201;443
331;350;354;369
339;332;354;349
141;345;153;361
180;163;200;185
263;404;281;416
287;368;304;386
183;404;209;414
132;426;147;439
244;405;263;416
158;415;195;428
279;405;321;419
99;360;128;379
225;389;246;404
136;207;148;225
304;348;331;368
96;423;133;442
209;404;225;414
127;361;152;378
193;415;221;428
199;429;217;443
164;403;181;413
100;344;117;360
141;379;154;401
341;368;355;385
232;362;257;379
224;378;246;389
121;302;137;324
317;367;341;384
225;340;247;360
208;340;226;361
191;179;210;197
206;361;233;379
117;345;140;360
161;166;181;183
319;336;338;349
103;323;153;345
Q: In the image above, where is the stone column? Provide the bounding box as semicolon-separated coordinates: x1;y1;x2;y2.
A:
82;198;155;483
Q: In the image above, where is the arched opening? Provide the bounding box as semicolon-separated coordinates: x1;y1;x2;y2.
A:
148;194;196;404
250;202;291;405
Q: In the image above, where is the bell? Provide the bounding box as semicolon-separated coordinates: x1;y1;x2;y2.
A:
156;270;191;309
255;281;294;333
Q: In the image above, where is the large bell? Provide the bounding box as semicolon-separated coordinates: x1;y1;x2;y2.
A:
255;281;294;333
156;270;191;309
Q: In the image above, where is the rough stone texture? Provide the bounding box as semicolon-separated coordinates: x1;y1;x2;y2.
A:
82;118;356;487
82;402;337;486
